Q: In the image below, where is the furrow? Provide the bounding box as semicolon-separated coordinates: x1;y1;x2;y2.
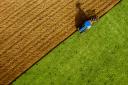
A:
83;0;101;11
0;0;40;33
97;0;119;17
81;0;94;10
0;1;15;13
96;0;111;14
0;1;73;69
0;0;60;44
0;11;74;81
0;0;32;23
0;0;64;56
2;23;74;85
0;0;120;84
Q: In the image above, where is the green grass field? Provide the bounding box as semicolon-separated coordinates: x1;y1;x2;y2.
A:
13;0;128;85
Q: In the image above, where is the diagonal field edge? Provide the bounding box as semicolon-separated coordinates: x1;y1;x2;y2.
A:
0;0;121;84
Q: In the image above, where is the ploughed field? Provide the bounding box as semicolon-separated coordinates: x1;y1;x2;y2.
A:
0;0;120;84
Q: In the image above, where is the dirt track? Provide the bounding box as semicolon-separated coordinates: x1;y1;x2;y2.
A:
0;0;120;84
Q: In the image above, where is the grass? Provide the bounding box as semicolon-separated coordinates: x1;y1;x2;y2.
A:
12;0;128;85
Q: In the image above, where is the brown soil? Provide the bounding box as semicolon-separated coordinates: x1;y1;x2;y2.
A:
0;0;120;84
